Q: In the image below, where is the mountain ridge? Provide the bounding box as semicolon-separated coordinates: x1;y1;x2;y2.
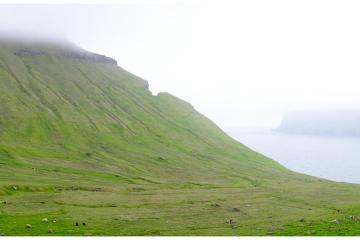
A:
0;38;289;184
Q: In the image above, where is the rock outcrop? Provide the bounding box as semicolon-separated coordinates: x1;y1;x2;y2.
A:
62;51;117;65
15;49;47;57
14;47;117;65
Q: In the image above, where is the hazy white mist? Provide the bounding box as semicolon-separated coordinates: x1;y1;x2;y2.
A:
1;1;360;132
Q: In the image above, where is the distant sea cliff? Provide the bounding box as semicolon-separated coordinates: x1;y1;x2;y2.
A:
277;110;360;136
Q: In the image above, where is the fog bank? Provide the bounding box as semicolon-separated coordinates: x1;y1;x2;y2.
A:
1;2;360;131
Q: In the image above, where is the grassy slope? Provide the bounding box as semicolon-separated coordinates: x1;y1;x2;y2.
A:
0;40;360;236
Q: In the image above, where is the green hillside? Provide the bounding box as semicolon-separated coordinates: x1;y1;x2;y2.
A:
0;38;360;236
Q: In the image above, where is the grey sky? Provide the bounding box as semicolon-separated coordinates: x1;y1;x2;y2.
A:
1;1;360;132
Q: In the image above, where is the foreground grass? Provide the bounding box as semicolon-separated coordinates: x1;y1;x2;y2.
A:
1;176;360;236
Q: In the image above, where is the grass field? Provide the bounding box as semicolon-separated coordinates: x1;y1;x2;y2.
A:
0;39;360;236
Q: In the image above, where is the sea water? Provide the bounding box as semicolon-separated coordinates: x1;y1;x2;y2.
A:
231;130;360;184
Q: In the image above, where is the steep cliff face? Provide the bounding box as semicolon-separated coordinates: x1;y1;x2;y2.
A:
278;110;360;136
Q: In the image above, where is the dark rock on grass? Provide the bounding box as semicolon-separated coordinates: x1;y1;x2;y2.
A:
2;201;6;204
25;224;32;229
299;218;305;222
232;208;240;212
75;222;79;226
226;219;236;224
82;223;86;226
67;186;80;191
210;203;220;207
